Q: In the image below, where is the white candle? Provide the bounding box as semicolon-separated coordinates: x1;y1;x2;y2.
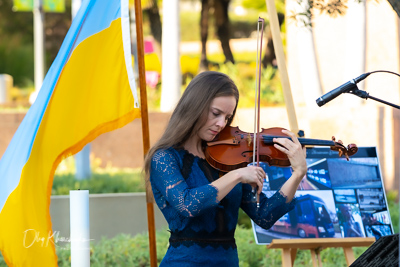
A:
70;190;90;267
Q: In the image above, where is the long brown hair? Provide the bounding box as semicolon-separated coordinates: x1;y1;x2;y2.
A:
144;71;239;178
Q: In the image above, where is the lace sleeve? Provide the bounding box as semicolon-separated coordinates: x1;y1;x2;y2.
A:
240;184;296;230
150;149;219;218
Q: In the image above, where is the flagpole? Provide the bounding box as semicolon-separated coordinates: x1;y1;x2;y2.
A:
134;0;158;266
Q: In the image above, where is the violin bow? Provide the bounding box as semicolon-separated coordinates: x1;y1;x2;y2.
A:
252;18;265;208
253;18;265;168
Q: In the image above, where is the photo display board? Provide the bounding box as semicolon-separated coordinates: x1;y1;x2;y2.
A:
252;147;394;245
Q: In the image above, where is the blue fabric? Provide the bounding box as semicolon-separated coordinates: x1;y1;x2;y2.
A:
0;0;122;212
150;147;296;266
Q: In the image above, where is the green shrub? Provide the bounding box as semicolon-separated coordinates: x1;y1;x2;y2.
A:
55;230;170;267
238;208;253;228
55;226;271;266
0;37;34;87
51;225;369;267
0;253;5;267
236;225;280;267
52;167;145;195
387;190;399;233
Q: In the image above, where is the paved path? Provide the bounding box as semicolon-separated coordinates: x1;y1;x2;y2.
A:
180;38;260;54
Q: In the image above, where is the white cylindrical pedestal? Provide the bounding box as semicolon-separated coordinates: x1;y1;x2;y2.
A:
70;190;90;267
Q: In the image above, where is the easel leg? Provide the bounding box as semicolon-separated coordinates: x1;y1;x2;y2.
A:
291;248;297;266
317;250;322;267
310;249;318;267
310;248;323;267
343;247;356;266
281;248;294;267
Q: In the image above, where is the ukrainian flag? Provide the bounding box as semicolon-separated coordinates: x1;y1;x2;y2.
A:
0;0;140;265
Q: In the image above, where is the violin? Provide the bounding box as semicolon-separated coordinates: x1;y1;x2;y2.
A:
205;126;358;172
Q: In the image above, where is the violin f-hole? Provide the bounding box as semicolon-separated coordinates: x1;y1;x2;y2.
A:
241;150;254;158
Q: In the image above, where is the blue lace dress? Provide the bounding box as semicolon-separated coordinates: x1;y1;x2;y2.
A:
150;147;296;266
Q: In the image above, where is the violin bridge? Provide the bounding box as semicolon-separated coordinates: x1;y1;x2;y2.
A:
247;133;252;146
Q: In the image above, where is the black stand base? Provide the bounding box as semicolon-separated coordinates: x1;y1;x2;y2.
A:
350;234;399;267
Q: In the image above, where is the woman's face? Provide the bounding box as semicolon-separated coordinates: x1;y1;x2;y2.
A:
197;96;236;142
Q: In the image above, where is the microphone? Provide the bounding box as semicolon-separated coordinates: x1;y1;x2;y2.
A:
316;73;371;107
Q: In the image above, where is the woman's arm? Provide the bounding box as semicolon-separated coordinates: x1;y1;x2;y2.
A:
150;149;220;217
272;129;308;202
211;166;265;202
241;185;297;229
150;149;264;217
240;129;307;229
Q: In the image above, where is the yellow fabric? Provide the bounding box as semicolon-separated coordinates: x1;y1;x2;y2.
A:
144;52;162;73
181;55;200;75
0;18;140;266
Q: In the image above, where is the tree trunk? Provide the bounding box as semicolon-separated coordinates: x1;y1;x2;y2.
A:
144;1;162;59
214;0;234;64
200;0;210;71
262;30;276;68
262;13;284;68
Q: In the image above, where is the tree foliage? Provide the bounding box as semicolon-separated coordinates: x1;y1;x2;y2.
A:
0;0;72;87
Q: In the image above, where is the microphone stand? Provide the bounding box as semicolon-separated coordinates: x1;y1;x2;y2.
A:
321;70;400;266
347;86;400;109
349;83;400;267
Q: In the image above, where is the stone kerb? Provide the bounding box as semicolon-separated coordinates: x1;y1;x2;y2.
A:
50;193;167;244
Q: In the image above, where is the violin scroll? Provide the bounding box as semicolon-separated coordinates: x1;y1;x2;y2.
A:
330;136;358;161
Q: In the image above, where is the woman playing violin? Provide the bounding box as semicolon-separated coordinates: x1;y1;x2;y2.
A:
144;71;307;266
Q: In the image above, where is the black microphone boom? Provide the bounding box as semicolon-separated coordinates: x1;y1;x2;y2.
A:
316;73;370;107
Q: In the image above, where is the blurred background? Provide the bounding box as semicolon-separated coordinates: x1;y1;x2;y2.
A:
1;0;400;265
2;0;398;190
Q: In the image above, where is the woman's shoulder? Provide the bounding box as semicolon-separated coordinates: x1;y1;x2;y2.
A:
152;147;183;162
150;147;185;172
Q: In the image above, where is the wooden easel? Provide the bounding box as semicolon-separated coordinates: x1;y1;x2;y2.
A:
267;238;375;267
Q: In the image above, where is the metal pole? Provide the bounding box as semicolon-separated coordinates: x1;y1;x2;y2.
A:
71;0;91;180
32;0;45;103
